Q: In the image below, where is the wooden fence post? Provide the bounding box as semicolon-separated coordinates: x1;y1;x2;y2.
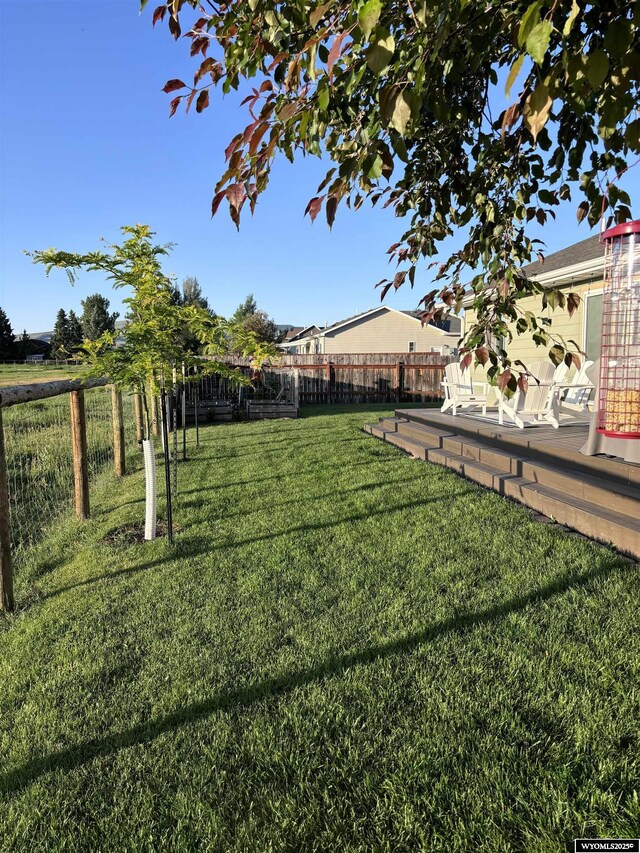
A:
0;408;14;613
151;395;160;437
111;385;125;477
326;362;333;404
69;390;89;520
133;391;144;447
395;361;403;403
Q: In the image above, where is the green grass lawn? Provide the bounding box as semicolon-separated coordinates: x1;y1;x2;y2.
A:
0;405;638;851
0;363;82;387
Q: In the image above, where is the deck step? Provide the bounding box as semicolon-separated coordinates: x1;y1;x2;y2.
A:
384;430;434;460
364;415;640;559
379;417;407;432
396;420;455;448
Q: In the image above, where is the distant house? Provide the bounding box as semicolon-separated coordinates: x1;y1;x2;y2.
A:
280;325;322;346
281;306;462;355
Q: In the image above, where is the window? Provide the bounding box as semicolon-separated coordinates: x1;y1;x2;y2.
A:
584;291;603;361
408;341;416;352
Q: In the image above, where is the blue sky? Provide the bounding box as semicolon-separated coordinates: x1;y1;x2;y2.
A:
0;1;634;333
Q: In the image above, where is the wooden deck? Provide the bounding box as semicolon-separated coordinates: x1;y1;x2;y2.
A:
364;408;640;560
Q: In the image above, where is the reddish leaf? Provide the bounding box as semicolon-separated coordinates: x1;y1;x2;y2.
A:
475;346;489;366
567;291;581;318
226;183;246;229
259;80;274;93
570;352;581;369
326;196;338;229
152;4;166;26
497;369;512;393
393;270;407;290
379;282;393;301
168;14;181;39
249;121;270;155
211;189;226;218
460;352;473;373
304;195;325;223
196;89;210;113
498;278;509;298
169;96;182;117
517;374;529;394
327;32;345;78
185;89;197;113
225;134;243;161
576;200;589;223
163;79;187;93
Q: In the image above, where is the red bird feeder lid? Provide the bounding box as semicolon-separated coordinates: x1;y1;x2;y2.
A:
601;219;640;241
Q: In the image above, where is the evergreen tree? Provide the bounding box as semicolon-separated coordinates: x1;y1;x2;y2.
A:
0;308;15;360
49;309;70;358
20;330;30;359
80;293;118;340
68;310;84;351
182;276;213;314
232;294;257;323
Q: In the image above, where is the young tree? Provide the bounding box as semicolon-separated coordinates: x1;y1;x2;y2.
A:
150;0;639;391
29;225;276;538
49;308;70;358
67;310;84;350
0;308;15;360
80;293;119;340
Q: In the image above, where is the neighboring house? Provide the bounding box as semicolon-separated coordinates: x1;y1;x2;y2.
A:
463;234;605;369
281;306;462;354
280;325;322;347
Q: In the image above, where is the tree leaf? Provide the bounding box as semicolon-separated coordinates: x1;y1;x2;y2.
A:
366;28;395;74
549;344;564;365
304;195;325;223
389;90;412;134
196;89;210;113
475;346;489;366
326;195;338;228
563;0;580;36
585;49;609;89
505;54;525;97
576;200;589;222
525;20;552;66
517;1;543;48
358;0;382;40
163;79;188;93
523;83;552;141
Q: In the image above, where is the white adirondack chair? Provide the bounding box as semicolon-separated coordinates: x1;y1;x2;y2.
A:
546;359;595;424
497;361;557;428
441;362;489;416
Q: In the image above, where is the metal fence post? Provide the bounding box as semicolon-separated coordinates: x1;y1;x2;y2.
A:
0;407;14;613
69;389;90;519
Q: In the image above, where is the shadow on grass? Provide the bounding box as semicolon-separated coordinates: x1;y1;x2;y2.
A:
1;554;630;795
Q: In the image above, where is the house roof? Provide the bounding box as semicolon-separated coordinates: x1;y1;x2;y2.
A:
461;232;605;307
522;234;603;278
320;305;459;336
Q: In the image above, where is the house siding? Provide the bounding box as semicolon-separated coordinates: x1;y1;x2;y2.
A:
323;310;459;354
464;277;604;388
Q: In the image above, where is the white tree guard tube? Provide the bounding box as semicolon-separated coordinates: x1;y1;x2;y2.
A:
143;439;157;541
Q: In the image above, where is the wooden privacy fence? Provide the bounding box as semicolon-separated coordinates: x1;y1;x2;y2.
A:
0;379;135;613
205;353;454;405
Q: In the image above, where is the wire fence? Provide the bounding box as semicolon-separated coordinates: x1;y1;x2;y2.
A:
3;387;136;558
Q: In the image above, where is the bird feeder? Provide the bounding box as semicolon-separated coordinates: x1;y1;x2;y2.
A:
597;220;640;438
